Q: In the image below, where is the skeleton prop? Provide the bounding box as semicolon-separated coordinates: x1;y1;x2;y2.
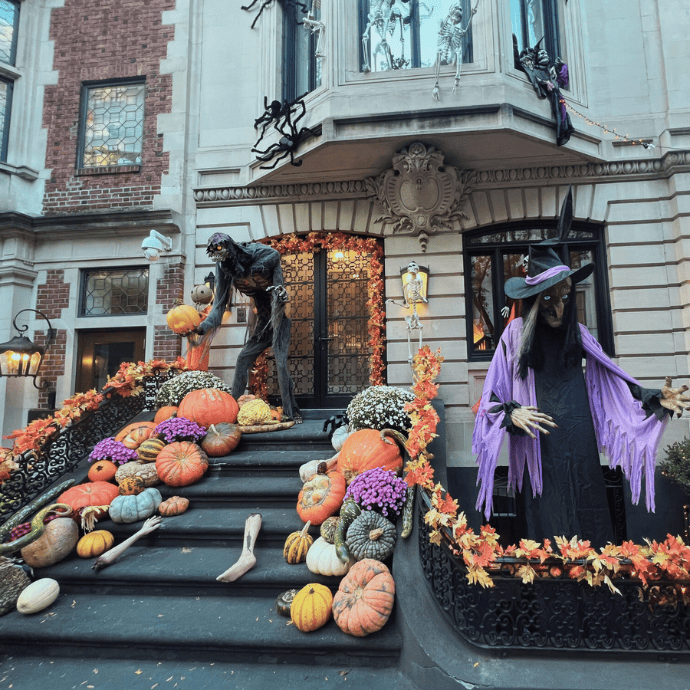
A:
303;0;325;58
431;0;480;100
387;261;428;367
196;233;302;422
361;0;410;72
241;0;308;29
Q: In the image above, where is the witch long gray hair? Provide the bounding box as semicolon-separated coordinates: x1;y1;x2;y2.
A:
518;295;542;375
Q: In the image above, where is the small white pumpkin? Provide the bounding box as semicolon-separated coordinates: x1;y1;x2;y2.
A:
306;537;354;577
298;456;339;484
331;426;353;453
16;578;60;615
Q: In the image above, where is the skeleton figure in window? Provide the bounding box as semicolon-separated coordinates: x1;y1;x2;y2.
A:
361;0;411;72
194;233;301;422
431;0;479;100
387;261;428;365
303;0;325;59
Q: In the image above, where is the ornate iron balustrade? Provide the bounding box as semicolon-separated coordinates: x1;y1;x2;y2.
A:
0;372;173;523
418;493;690;656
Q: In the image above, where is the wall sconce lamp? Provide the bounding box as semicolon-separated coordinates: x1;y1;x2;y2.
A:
0;309;56;389
142;230;173;262
400;262;429;304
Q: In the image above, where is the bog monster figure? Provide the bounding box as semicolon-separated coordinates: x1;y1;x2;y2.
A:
473;190;690;546
196;233;301;422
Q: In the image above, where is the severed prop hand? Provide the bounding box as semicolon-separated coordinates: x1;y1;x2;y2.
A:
660;377;690;417
509;405;558;440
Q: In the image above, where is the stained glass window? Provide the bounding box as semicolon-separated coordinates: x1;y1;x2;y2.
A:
81;268;149;317
360;0;473;73
80;82;145;168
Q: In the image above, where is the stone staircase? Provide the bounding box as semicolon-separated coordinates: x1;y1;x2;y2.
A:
0;414;415;690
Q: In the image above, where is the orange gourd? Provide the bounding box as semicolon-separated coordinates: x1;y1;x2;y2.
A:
200;423;242;457
156;441;209;487
290;583;333;632
58;481;120;514
296;471;346;526
154;406;178;424
119;476;146;496
158;496;190;516
166;304;202;335
114;422;157;450
76;530;115;558
87;460;118;483
337;429;403;485
137;437;166;463
332;559;395;637
177;388;239;427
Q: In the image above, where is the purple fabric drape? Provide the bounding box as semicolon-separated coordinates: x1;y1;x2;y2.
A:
473;319;668;520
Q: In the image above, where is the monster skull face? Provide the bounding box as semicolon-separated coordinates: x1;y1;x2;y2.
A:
207;233;230;263
539;277;572;328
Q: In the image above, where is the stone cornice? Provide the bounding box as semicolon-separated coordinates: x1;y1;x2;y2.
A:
193;150;690;206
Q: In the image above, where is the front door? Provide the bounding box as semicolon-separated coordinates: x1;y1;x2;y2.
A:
267;248;375;408
75;329;146;393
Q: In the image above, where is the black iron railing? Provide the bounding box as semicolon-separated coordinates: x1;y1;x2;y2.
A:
0;372;172;523
418;493;690;656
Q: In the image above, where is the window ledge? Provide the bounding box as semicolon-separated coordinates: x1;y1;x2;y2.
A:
0;161;39;180
76;165;141;176
0;63;20;80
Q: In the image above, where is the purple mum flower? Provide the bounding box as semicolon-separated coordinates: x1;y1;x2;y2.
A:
89;437;138;465
344;466;408;517
154;416;206;443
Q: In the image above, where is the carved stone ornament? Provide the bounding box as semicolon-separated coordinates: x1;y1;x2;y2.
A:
365;142;476;251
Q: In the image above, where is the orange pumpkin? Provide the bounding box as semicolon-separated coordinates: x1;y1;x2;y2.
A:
87;460;118;483
58;481;120;515
159;496;190;516
177;388;239;427
76;530;115;558
166;304;202;335
114;422;157;450
200;423;242;457
237;394;256;408
332;559;395;637
337;429;403;485
119;476;146;496
154;406;178;424
156;441;209;487
296;471;346;526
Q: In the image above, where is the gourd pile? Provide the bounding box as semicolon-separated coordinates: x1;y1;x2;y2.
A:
0;385;251;617
280;409;417;637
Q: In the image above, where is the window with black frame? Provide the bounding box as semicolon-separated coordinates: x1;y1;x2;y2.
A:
283;3;322;101
464;223;613;360
0;0;20;162
359;0;473;73
510;0;560;62
77;79;145;169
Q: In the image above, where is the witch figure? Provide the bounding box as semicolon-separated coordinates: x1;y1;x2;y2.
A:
473;189;690;546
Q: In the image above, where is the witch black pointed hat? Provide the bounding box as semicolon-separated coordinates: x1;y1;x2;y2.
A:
504;186;595;299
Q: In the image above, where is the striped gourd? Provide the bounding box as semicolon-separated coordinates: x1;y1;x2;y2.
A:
283;521;313;564
137;438;166;463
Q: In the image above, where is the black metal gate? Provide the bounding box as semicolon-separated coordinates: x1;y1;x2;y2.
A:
267;247;374;408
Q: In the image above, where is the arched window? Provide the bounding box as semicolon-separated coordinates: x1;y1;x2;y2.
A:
358;0;474;73
464;221;613;360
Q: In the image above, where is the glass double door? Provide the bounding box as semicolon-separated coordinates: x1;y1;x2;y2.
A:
266;249;373;409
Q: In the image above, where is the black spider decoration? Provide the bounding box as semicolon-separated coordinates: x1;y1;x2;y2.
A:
241;0;308;29
322;414;348;441
251;95;317;169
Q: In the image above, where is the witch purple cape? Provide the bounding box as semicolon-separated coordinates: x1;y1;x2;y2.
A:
473;319;668;521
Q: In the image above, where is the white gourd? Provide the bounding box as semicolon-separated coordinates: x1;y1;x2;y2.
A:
331;426;352;452
16;578;60;615
306;537;353;577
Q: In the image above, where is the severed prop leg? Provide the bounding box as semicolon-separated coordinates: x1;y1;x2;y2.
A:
217;513;262;582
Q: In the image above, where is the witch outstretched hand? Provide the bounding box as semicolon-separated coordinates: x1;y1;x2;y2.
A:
660;377;690;417
509;405;558;439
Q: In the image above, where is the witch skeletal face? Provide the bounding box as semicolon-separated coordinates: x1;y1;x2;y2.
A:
539;277;572;328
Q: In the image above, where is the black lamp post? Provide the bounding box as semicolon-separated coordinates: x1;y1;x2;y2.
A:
0;309;55;389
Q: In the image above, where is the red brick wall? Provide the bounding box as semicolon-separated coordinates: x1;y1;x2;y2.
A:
42;0;175;215
35;270;71;406
153;262;185;359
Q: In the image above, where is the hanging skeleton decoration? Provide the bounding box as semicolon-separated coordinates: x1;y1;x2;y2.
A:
241;0;308;29
303;0;325;59
361;0;411;72
517;39;573;146
251;95;317;169
431;0;480;99
386;262;428;366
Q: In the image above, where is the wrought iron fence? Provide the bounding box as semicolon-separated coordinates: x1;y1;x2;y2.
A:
418;493;690;656
0;372;172;523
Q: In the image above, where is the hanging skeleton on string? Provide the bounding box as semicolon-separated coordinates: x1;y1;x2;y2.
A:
241;0;308;29
386;262;428;367
361;0;411;72
431;0;480;99
303;0;325;58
